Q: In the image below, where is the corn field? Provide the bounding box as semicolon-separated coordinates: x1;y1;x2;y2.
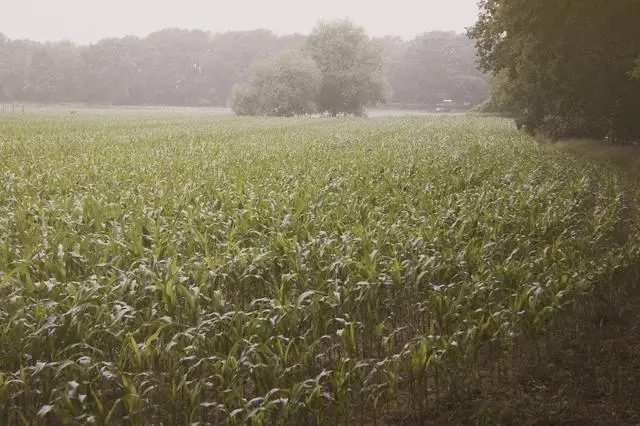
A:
0;113;638;424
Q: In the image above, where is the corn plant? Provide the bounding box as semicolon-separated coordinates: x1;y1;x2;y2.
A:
0;112;638;424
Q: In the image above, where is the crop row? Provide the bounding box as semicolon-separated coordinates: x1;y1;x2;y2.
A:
1;115;638;424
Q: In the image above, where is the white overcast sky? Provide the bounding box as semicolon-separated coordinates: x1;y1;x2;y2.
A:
1;0;480;43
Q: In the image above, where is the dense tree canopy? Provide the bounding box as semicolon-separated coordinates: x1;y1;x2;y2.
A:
306;20;388;116
469;0;640;140
230;50;321;116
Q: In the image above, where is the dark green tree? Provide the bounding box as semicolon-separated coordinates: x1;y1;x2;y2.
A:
469;0;640;140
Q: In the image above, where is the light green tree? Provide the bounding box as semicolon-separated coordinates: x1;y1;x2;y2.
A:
307;20;389;116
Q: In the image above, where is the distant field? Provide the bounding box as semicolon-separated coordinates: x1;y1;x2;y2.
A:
0;103;465;118
0;113;638;424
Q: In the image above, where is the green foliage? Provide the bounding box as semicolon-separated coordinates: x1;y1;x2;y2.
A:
469;0;640;140
474;70;519;115
1;112;637;423
230;50;321;116
307;20;389;116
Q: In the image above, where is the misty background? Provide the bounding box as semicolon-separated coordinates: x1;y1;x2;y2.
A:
0;1;488;109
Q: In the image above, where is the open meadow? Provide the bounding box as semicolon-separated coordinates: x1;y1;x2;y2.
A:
1;112;639;424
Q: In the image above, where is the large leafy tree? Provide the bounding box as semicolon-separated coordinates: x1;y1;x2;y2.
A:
307;20;388;116
469;0;640;140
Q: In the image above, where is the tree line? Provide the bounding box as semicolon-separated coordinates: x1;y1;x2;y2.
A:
0;27;488;109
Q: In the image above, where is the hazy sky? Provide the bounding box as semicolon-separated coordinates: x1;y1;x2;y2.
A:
1;0;480;43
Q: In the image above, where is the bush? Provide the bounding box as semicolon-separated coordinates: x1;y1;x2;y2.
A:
229;50;321;117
